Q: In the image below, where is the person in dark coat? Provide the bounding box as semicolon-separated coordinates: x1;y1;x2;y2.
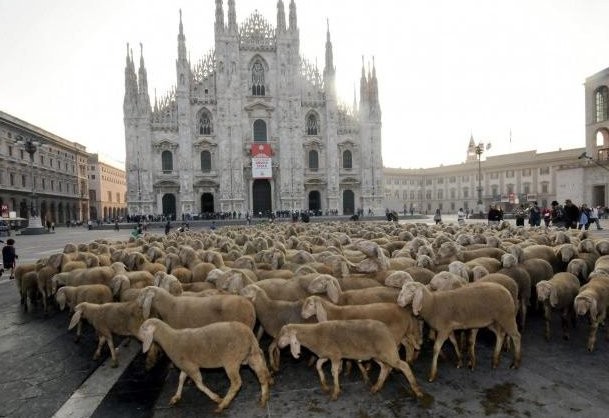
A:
564;199;580;229
2;238;18;280
164;220;171;235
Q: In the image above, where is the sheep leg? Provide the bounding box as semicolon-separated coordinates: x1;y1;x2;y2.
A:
393;359;424;398
315;358;330;393
106;336;118;368
330;359;342;401
587;320;599;352
370;360;389;394
256;324;264;341
560;308;570;340
429;331;449;382
93;336;106;360
467;329;478;370
543;303;552;341
268;339;280;372
448;332;463;368
519;299;528;331
74;321;82;343
355;361;370;385
171;369;221;406
491;326;505;369
215;365;242;412
247;350;271;407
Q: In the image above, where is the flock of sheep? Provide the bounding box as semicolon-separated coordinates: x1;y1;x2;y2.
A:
13;219;609;412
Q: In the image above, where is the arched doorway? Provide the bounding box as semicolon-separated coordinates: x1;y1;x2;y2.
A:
201;193;214;213
162;194;177;220
343;190;355;215
252;179;272;216
20;201;28;219
308;191;321;213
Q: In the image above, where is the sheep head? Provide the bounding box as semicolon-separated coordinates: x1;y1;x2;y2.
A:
557;244;578;263
307;275;341;303
240;284;260;301
567;260;588;282
501;253;518;268
384;271;414;288
448;261;469;281
398;282;425;316
574;294;598;321
429;272;466;292
55;287;67;311
301;296;328;322
536;281;552;303
226;272;247;294
139;318;159;352
277;326;301;359
110;275;130;296
471;265;489;281
153;271;166;287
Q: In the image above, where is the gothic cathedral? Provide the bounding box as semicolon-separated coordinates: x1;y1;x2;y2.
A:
123;0;383;219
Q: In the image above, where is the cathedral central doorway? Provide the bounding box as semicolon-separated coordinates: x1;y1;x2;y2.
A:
252;179;272;216
162;193;177;220
308;191;321;213
201;193;214;214
343;190;354;215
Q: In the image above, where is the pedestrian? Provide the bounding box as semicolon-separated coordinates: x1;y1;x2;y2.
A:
590;206;603;230
2;238;18;280
578;204;591;230
165;220;171;235
528;201;541;227
564;199;580;229
550;200;566;228
542;206;551;228
114;220;119;231
433;208;442;225
514;204;527;227
487;205;500;226
457;208;465;225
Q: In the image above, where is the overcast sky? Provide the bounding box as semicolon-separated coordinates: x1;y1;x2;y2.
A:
1;0;608;169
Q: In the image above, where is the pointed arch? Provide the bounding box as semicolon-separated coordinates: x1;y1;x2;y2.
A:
308;150;319;170
305;111;319;135
342;150;352;169
161;150;173;172
201;150;212;172
253;119;267;142
197;108;213;135
250;56;268;96
596;86;609;122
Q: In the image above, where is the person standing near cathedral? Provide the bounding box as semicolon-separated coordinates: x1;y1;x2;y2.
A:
514;204;527;227
457;208;465;225
433;208;442;224
564;199;580;229
528;201;541;227
590;206;603;230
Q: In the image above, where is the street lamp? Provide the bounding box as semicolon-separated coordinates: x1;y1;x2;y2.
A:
16;135;46;234
475;141;491;215
579;152;609;173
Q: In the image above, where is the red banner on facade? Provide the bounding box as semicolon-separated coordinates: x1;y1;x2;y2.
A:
251;143;272;158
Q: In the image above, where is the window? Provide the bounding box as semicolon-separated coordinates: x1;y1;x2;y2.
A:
251;60;265;96
40;155;44;164
539;167;549;175
426;179;432;186
20;150;24;159
116;192;120;203
437;190;443;199
201;151;212;172
108;191;112;202
306;114;319;135
253;119;267;142
342;150;352;169
42;178;45;190
403;191;408;200
425;190;432;200
394;179;399;185
8;146;12;157
10;173;14;186
59;182;62;192
51;180;54;191
449;176;456;183
21;175;26;187
410;191;415;200
461;176;469;182
541;182;549;193
463;188;469;198
596;86;609;122
161;151;173;172
506;170;515;178
522;168;531;177
91;174;95;179
450;189;456;199
308;150;319;170
451;202;455;211
198;110;213;135
507;184;514;194
523;183;531;194
437;178;444;184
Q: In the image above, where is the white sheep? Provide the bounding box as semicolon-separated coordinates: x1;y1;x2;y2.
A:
56;284;113;340
397;281;521;382
536;272;580;341
68;301;145;367
138;318;270;412
573;276;609;351
277;320;424;400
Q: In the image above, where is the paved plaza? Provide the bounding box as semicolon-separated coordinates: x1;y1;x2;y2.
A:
1;219;609;417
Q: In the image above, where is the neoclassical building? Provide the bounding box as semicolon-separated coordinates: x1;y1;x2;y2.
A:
124;0;383;219
87;154;127;222
0;110;89;225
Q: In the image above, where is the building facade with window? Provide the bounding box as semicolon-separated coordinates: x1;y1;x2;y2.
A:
87;154;127;222
0;110;89;224
124;1;383;219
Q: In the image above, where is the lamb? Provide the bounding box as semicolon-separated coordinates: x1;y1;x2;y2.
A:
397;281;521;382
19;271;40;312
573;276;609;351
497;254;531;330
301;295;422;364
566;259;589;284
138;318;270;412
68;301;145;367
536;272;580;341
56;284;114;340
136;286;256;330
239;284;315;371
277;320;424;400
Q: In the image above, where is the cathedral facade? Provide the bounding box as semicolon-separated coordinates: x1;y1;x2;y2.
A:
123;0;383;219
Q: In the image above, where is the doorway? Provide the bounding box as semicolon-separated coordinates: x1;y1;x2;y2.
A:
308;190;321;213
201;193;214;213
162;194;177;220
252;179;272;216
343;190;354;215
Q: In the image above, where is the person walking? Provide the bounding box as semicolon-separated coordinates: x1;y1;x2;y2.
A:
590;206;603;230
2;238;18;280
528;201;541;227
433;208;442;225
578;204;591;230
564;199;580;229
164;220;171;235
514;204;527;227
550;200;566;228
457;208;466;225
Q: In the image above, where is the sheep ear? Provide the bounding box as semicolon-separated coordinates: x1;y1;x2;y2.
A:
141;325;154;353
549;285;559;307
315;299;328;322
142;290;154;319
68;307;83;330
412;286;424;316
326;279;340;304
289;333;301;359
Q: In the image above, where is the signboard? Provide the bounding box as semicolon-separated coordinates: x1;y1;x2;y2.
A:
252;158;272;179
1;205;7;218
251;143;273;179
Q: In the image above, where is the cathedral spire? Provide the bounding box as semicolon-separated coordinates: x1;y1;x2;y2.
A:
324;19;334;76
228;0;237;33
360;55;368;107
215;0;224;33
353;84;358;113
124;42;138;113
277;0;286;33
138;43;150;112
177;9;187;62
370;56;378;103
289;0;297;31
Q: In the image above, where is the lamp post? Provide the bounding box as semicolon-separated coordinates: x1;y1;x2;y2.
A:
475;141;490;216
579;152;609;173
16;135;46;234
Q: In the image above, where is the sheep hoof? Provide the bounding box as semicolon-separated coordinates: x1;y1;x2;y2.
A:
169;395;181;405
370;385;381;394
110;360;118;368
330;391;340;401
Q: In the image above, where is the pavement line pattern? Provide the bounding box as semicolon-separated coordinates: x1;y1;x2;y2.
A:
52;342;140;418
